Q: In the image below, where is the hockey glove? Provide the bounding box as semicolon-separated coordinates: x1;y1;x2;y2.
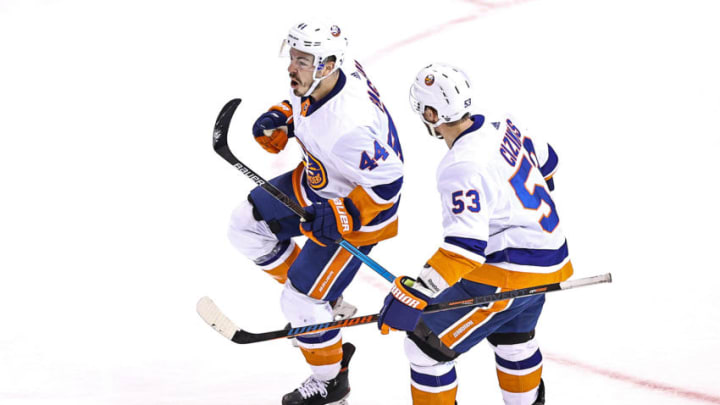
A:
300;198;361;247
252;101;294;154
378;276;434;335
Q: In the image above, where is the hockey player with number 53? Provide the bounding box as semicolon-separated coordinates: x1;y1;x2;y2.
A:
377;64;574;405
226;20;403;405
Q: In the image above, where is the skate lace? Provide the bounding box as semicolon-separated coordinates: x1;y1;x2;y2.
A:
297;376;329;399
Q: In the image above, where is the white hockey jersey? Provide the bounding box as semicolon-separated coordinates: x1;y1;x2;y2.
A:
287;60;404;246
426;114;573;289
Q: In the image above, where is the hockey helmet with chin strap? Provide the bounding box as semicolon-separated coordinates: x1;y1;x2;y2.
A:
409;63;473;138
280;20;349;97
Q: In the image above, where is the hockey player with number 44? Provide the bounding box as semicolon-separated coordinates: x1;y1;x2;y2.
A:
226;20;403;405
377;64;574;405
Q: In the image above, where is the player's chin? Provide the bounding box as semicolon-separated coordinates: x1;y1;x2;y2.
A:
290;80;305;96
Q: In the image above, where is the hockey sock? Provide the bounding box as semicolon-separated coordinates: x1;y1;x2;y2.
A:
297;330;344;381
409;363;458;405
493;339;543;405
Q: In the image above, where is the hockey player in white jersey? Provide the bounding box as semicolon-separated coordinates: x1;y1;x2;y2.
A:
226;20;403;404
377;63;573;405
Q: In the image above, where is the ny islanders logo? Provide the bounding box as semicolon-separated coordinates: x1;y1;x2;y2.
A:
425;74;435;86
330;25;341;37
304;151;329;190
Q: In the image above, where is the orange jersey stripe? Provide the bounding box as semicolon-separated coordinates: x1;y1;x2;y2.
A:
427;248;483;286
410;385;457;405
300;339;343;366
496;366;543;393
463;261;574;289
439;294;513;349
309;248;353;300
291;163;309;206
300;99;311;117
343;217;398;246
347;185;395;225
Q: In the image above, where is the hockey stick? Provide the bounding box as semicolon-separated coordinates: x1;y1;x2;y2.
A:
212;98;395;283
197;273;612;344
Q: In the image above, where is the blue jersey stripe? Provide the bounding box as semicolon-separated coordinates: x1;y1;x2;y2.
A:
444;236;487;258
411;367;457;387
485;241;568;267
540;144;558;178
371;176;403;200
495;349;543;370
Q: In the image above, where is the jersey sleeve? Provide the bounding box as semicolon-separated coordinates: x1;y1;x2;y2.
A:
330;128;403;225
426;161;495;285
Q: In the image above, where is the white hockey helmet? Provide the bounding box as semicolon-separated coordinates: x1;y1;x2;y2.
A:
280;20;349;96
409;63;473;137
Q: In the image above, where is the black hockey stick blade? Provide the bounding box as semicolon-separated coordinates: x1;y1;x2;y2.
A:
212;98;269;188
212;98;242;162
196;296;378;344
197;273;611;344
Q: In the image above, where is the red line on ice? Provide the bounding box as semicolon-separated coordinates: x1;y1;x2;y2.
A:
364;0;539;64
545;353;720;404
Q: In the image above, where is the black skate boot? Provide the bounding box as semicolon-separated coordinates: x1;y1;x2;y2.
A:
533;379;545;404
281;342;356;405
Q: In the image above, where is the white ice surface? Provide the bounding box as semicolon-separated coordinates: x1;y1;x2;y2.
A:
1;0;719;404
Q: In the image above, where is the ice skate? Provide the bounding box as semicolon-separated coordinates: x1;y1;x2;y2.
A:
329;295;357;320
281;342;355;405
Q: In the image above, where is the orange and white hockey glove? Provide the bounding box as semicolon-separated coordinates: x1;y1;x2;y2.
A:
300;198;361;247
252;101;294;154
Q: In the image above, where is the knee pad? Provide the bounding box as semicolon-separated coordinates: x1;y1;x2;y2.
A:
227;198;278;261
404;337;455;370
280;282;333;327
489;331;540;363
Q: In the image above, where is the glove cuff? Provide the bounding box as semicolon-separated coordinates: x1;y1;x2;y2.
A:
418;264;450;297
269;101;293;122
